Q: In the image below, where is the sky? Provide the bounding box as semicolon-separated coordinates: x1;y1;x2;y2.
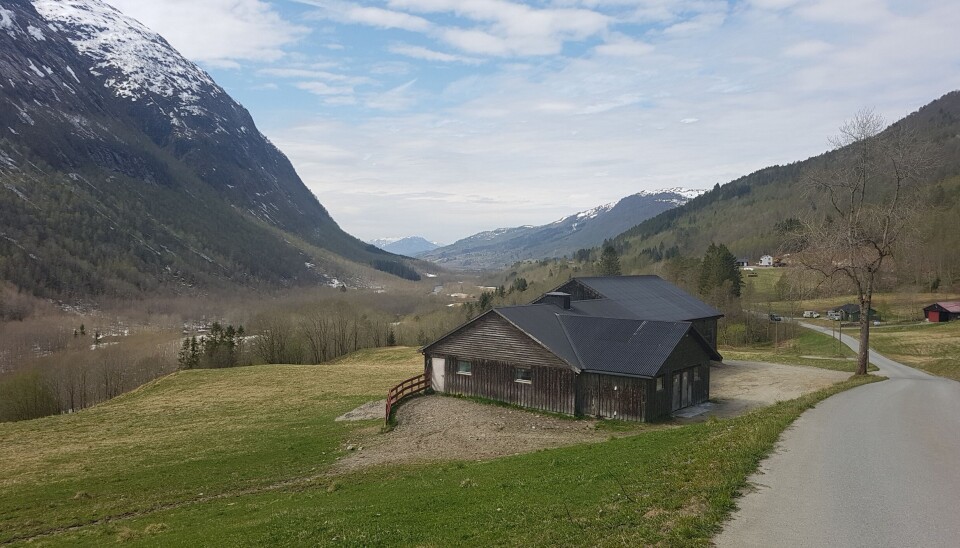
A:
103;0;960;245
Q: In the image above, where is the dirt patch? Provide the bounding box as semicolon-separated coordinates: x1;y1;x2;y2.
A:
333;360;848;472
706;360;849;418
332;396;646;473
335;399;386;421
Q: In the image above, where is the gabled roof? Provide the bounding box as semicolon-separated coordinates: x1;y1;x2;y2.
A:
837;303;876;313
568;276;723;321
925;301;960;313
495;303;721;378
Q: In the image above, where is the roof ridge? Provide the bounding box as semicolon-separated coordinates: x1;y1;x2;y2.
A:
556;315;587;371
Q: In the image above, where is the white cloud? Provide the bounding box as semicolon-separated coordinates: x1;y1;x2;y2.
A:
295;81;354;96
296;0;433;32
365;79;419;110
680;117;699;124
104;0;307;65
783;39;833;58
259;67;374;86
393;0;612;56
594;34;654;57
389;43;484;64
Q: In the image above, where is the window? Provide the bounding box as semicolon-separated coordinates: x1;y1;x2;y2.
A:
456;360;472;375
656;377;664;391
694;368;701;381
515;367;532;384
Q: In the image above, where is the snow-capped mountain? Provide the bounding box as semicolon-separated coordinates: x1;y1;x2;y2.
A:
368;237;440;257
0;0;416;296
421;189;705;270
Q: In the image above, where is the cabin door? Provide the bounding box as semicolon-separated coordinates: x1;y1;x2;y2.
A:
431;357;445;392
672;369;693;411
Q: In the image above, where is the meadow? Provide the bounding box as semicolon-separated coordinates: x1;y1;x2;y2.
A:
0;347;881;546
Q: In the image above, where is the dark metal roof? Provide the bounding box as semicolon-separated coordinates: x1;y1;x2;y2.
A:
837;304;876;314
495;303;721;377
495;305;581;368
924;302;960;313
559;316;693;377
571;276;723;321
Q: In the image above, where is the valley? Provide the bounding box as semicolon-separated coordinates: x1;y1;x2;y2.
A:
2;0;960;545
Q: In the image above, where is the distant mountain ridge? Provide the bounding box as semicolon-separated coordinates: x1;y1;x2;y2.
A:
604;91;960;286
421;189;704;270
369;237;439;257
0;0;419;297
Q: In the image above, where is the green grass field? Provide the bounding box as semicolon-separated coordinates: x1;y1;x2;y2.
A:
868;321;960;381
0;347;882;546
721;325;873;372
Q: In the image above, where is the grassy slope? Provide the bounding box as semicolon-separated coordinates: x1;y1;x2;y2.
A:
1;347;883;546
38;378;881;547
720;327;867;372
0;347;423;543
869;321;960;381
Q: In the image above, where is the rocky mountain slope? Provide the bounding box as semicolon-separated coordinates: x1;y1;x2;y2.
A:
369;237;439;257
0;0;418;297
420;189;703;270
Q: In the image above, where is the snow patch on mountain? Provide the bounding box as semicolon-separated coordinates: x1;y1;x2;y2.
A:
31;0;219;102
26;24;44;40
0;5;17;33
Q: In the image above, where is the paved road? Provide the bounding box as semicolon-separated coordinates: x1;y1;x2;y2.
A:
716;322;960;548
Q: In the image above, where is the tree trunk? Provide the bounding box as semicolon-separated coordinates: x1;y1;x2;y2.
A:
857;295;872;375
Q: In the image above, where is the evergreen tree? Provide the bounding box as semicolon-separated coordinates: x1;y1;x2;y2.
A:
698;243;743;298
598;245;622;276
386;329;397;347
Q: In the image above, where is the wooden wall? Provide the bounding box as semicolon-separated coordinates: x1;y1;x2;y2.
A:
576;373;647;422
440;357;577;415
426;312;570;369
644;334;712;420
691;318;718;350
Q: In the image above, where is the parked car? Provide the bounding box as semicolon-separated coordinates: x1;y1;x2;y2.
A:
769;314;783;322
802;311;821;318
827;311;843;321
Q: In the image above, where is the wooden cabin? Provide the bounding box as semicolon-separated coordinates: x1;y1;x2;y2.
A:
421;276;723;422
924;302;960;322
833;304;880;322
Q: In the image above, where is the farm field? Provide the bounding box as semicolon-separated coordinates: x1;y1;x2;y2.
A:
868;321;960;381
0;347;881;546
720;325;872;372
741;267;960;322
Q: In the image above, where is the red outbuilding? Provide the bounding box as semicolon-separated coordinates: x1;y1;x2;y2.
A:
923;302;960;322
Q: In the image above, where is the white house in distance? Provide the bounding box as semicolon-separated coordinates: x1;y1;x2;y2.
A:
759;255;774;267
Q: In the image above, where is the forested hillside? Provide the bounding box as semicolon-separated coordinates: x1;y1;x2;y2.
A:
605;91;960;289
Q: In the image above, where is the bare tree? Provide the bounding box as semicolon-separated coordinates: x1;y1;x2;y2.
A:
796;108;934;374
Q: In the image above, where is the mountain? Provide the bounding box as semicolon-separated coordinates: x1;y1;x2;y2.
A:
0;0;419;297
420;189;703;270
605;91;960;286
369;237;439;257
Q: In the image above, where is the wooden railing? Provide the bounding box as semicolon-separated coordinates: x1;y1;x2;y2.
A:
385;372;430;424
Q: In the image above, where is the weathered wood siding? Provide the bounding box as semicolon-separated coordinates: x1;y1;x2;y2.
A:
426;312;570;369
691;318;718;350
440;357;577;415
644;333;712;420
576;373;647;421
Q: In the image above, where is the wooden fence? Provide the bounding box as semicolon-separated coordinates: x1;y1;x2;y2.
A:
385;372;430;424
